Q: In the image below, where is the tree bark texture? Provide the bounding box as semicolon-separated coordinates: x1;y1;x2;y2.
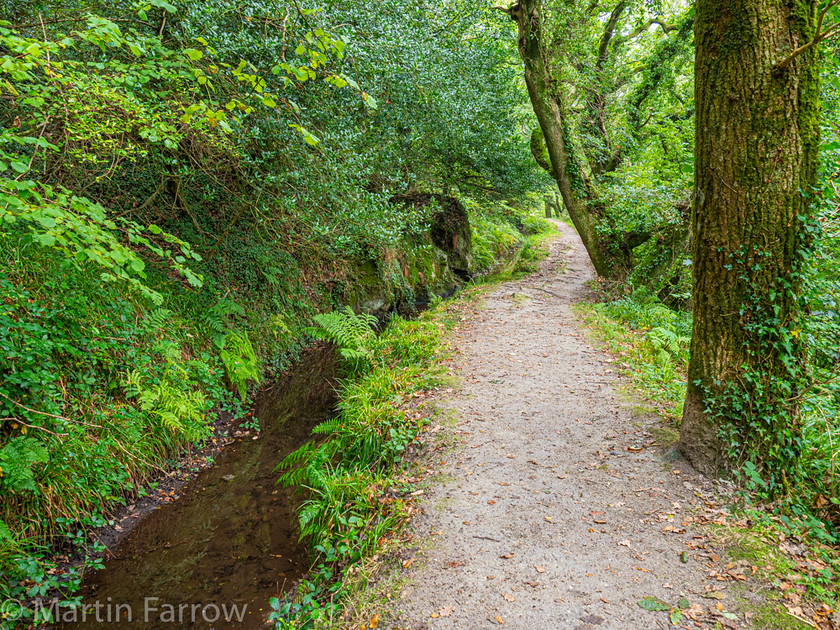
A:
681;0;819;475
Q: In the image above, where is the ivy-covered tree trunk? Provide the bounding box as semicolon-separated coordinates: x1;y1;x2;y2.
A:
509;0;618;277
680;0;820;477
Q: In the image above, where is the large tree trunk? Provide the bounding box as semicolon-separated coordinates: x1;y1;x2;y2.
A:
681;0;819;477
509;0;619;278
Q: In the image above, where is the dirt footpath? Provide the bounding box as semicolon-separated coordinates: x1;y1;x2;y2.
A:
393;223;751;629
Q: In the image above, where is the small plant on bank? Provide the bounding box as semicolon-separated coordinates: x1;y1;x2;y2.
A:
305;307;378;373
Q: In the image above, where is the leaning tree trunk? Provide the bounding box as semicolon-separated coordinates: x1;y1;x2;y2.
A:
509;0;618;277
681;0;819;477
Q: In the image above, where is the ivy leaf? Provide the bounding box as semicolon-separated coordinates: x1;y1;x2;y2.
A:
184;48;203;61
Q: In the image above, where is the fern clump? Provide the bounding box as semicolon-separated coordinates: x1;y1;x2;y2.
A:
219;331;260;401
305;307;378;373
0;437;48;494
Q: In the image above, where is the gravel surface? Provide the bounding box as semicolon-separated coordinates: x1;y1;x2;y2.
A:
393;223;753;630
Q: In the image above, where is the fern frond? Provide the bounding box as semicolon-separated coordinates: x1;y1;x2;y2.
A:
312;417;342;436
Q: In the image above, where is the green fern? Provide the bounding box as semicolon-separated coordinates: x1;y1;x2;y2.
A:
145;308;172;330
124;368;207;439
219;331;260;401
311;417;342;436
306;307;378;372
202;299;246;349
646;325;689;363
0;518;11;542
0;437;49;493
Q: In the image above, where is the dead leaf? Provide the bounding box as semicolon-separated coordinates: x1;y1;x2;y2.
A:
500;553;514;559
618;540;632;548
534;564;545;573
438;606;455;617
369;614;379;628
502;592;516;602
496;615;503;624
683;603;706;620
701;591;725;600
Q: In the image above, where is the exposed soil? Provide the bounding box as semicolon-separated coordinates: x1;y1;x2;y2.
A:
393;223;756;629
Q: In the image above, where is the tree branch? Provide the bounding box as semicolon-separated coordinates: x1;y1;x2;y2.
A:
597;1;626;67
774;0;840;71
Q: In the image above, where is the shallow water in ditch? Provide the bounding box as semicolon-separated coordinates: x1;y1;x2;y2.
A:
55;348;337;629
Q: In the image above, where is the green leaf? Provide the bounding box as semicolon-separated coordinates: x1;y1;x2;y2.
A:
185;48;203;61
150;0;176;13
261;95;276;108
10;160;28;174
37;233;56;247
638;597;671;612
669;609;682;625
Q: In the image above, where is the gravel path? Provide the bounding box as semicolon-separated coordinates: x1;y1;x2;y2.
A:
393;223;751;630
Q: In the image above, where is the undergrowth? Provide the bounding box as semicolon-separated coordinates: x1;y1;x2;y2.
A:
574;287;690;422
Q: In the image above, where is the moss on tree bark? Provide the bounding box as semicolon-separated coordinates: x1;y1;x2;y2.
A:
681;0;820;476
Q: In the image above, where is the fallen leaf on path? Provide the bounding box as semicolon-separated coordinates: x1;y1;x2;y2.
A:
368;614;379;628
638;597;671;611
683;603;705;620
496;615;503;624
499;553;514;559
618;540;632;547
661;525;686;534
438;606;454;617
701;591;725;600
502;592;516;602
534;564;545;573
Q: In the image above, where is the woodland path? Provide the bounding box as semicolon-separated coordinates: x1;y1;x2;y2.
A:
393;223;753;629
